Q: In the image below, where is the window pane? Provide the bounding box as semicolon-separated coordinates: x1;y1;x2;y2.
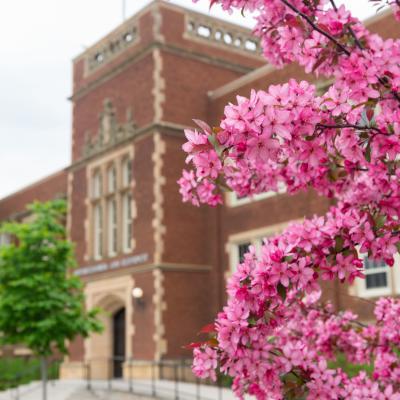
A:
366;272;387;289
123;194;132;252
238;242;251;263
364;257;387;270
92;172;102;198
122;159;132;187
108;167;116;193
108;199;117;255
94;204;103;259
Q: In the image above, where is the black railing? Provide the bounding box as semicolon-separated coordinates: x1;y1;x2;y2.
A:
82;357;227;400
0;357;229;400
0;358;60;400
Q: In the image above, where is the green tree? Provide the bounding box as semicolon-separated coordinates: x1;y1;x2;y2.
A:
0;200;102;400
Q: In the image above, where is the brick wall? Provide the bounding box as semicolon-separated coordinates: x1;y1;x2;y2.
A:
0;169;67;222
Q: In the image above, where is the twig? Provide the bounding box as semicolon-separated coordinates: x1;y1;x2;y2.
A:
279;0;351;55
316;123;383;134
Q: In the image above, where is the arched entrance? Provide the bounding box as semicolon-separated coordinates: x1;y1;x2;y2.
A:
113;308;126;378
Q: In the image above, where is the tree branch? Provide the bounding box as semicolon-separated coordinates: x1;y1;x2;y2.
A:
279;0;351;55
316;123;383;134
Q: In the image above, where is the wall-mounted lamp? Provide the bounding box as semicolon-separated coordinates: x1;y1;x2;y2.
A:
132;287;145;307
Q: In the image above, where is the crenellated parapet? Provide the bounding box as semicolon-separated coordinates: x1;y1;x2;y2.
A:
184;12;261;57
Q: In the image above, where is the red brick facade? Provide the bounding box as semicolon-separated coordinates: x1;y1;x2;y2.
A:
0;0;399;376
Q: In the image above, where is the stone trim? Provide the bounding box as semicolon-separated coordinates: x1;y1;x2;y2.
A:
152;269;167;360
69;122;188;171
81;99;136;160
152;49;166;123
78;262;211;283
152;5;165;44
183;13;262;59
208;64;275;100
152;133;166;264
70;42;253;102
84;274;135;361
224;221;298;280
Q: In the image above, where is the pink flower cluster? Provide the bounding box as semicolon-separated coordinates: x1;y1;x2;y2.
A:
180;0;400;398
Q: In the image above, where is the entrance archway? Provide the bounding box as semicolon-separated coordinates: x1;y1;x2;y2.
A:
113;308;126;378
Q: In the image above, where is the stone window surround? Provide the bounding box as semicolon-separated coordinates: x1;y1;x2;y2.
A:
226;222;291;275
226;182;287;208
352;250;400;299
228;228;400;299
86;146;135;262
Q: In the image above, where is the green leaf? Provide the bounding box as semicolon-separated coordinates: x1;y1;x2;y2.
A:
365;141;371;163
0;200;103;356
277;283;287;301
334;235;344;253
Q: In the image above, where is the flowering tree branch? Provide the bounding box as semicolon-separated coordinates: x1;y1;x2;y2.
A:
181;0;400;398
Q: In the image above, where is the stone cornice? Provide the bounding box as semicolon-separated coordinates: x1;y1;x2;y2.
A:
69;42;255;102
78;262;212;283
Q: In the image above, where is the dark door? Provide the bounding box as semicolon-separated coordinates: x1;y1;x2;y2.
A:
113;308;125;378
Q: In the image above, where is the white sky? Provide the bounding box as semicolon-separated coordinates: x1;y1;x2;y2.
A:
0;0;383;198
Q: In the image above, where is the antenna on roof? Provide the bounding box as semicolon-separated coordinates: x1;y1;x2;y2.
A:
122;0;127;21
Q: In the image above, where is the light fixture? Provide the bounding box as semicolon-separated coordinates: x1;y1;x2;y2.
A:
132;287;144;307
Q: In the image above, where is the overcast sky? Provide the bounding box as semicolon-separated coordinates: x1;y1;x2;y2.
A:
0;0;384;199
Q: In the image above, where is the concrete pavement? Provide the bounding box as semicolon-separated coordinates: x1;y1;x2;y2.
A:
0;379;243;400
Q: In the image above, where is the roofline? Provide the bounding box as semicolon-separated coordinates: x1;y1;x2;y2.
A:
73;0;253;62
0;168;68;203
208;8;394;101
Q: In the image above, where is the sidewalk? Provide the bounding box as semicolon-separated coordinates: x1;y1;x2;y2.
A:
0;379;242;400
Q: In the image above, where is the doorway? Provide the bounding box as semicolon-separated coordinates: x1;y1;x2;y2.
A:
113;308;126;378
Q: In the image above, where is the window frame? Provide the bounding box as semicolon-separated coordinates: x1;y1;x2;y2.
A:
355;251;393;298
122;192;133;253
226;183;286;208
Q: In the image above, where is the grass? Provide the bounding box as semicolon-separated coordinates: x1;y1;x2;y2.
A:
0;357;60;391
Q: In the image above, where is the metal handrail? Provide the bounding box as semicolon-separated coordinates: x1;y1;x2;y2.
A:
83;357;227;400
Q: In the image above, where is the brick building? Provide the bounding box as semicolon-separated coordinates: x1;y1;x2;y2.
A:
0;0;399;379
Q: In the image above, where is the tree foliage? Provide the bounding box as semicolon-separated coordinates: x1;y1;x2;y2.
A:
0;200;102;357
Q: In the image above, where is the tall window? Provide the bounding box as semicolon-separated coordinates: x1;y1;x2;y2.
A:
122;193;133;252
93;203;103;260
108;199;117;256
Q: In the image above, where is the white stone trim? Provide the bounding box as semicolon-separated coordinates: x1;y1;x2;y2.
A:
84;274;135;361
152;49;165;123
152;269;167;360
152;133;166;264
